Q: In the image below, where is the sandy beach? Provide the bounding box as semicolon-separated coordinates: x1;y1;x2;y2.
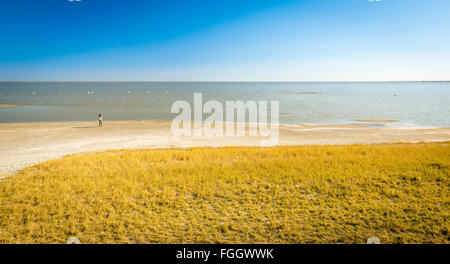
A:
0;120;448;175
0;104;19;108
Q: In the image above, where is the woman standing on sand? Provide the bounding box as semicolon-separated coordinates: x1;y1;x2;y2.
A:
98;114;103;127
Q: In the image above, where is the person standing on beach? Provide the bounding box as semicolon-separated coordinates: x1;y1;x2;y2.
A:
98;113;103;127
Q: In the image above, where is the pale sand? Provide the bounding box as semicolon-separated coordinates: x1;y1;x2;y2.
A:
0;120;449;175
0;104;19;108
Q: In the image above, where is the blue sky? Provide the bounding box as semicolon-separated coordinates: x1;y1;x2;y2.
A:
0;0;449;81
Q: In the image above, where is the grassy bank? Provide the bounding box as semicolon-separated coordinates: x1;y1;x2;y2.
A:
0;143;448;243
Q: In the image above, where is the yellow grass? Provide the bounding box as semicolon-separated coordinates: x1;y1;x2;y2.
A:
0;104;19;108
0;143;449;244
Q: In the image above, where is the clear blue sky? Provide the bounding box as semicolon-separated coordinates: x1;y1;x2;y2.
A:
1;0;449;81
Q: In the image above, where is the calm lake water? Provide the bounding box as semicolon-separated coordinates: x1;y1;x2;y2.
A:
0;82;449;127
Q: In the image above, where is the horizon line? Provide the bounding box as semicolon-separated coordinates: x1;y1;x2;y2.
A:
1;80;449;83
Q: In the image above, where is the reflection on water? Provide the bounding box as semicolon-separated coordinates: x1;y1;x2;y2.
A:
0;82;449;127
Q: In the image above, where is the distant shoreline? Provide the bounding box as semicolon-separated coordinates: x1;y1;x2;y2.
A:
0;118;445;129
1;80;449;83
351;118;400;123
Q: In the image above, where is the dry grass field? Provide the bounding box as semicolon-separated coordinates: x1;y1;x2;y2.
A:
0;143;448;244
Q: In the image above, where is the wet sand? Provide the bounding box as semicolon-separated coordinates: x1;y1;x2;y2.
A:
0;120;449;175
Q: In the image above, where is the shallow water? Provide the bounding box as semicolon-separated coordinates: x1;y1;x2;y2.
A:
0;82;448;127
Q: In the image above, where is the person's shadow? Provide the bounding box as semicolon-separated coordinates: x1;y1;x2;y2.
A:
70;126;96;129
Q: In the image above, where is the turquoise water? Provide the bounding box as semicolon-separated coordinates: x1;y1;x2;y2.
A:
0;82;448;127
